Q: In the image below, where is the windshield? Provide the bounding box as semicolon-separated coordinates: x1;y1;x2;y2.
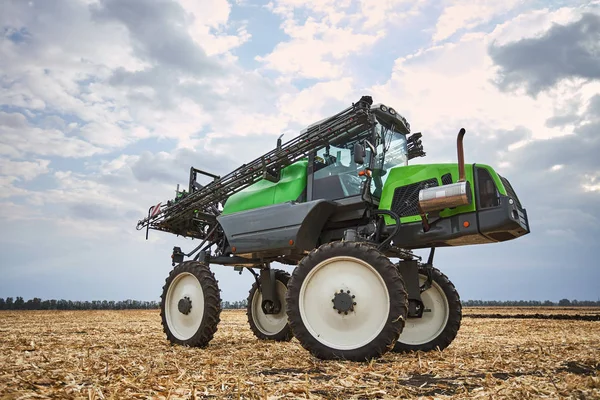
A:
310;119;408;201
369;119;408;198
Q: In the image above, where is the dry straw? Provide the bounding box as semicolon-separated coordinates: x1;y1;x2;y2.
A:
0;308;598;399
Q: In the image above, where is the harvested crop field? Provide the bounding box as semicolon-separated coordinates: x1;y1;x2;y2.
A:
1;309;598;399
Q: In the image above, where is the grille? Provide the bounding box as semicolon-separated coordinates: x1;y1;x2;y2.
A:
441;173;453;185
390;178;438;217
499;176;522;209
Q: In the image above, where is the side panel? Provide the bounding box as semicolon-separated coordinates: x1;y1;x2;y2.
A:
378;163;477;225
383;163;528;249
217;199;336;254
221;160;308;215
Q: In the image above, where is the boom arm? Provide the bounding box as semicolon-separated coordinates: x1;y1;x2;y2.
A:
136;96;376;239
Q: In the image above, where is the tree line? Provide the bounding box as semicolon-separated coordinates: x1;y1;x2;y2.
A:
462;299;600;307
0;297;598;311
0;297;249;310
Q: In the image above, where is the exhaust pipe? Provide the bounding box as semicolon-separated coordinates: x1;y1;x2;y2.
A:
418;127;472;214
457;128;466;182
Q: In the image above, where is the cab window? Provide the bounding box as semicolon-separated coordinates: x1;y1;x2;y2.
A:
312;144;364;200
476;167;499;209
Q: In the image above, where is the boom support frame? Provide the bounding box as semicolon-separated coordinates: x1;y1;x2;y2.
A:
136;96;377;240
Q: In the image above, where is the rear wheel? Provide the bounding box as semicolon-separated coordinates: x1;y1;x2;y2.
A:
246;269;293;341
393;266;461;353
160;261;222;347
286;241;408;361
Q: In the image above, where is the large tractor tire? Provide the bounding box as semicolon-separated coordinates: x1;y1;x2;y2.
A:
160;261;222;347
286;241;409;361
393;266;461;353
246;269;293;341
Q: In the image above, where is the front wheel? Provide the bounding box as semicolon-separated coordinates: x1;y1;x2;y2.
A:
286;241;408;361
246;269;293;341
160;261;222;347
393;266;461;353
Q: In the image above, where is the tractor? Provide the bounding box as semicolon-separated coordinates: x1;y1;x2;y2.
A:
136;96;530;361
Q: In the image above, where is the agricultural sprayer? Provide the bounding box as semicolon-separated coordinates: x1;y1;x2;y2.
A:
136;96;530;361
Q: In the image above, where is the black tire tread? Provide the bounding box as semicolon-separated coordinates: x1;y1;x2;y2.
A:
246;269;294;341
393;265;462;353
160;261;222;348
286;241;409;361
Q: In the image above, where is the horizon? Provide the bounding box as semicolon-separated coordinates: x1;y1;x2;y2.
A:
1;1;599;303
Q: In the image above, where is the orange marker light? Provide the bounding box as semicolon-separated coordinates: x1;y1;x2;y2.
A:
463;221;470;228
289;239;294;246
232;246;236;252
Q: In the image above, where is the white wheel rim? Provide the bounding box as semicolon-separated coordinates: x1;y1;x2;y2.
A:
298;256;390;350
165;272;205;341
398;274;449;345
251;280;288;336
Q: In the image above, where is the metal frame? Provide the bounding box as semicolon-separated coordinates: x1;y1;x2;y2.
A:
136;96;376;240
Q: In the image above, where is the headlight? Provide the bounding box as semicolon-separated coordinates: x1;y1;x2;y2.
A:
380;105;388;112
388;108;396;115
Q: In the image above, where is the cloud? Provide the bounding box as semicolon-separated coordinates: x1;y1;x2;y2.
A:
130;147;236;185
90;0;222;77
176;0;251;56
0;159;51;181
489;12;600;96
358;0;423;29
257;0;405;80
432;0;523;42
368;5;600;249
256;19;384;80
0;111;103;158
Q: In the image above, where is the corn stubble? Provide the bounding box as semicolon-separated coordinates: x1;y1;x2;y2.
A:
0;308;598;399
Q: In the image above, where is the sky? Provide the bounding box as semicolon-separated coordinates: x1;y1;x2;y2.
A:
1;0;599;303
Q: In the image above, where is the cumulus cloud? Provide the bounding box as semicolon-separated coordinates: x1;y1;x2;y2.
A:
490;12;600;96
0;159;51;181
90;0;222;77
176;0;252;56
256;20;384;79
130;147;236;185
0;111;103;158
432;0;524;42
257;0;416;80
368;5;600;249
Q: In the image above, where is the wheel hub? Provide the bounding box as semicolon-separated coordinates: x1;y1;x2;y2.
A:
332;290;356;314
178;296;192;315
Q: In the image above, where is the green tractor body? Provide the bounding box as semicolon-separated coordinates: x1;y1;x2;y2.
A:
138;96;530;362
220;156;528;252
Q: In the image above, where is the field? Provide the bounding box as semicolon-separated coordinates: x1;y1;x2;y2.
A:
0;308;598;399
